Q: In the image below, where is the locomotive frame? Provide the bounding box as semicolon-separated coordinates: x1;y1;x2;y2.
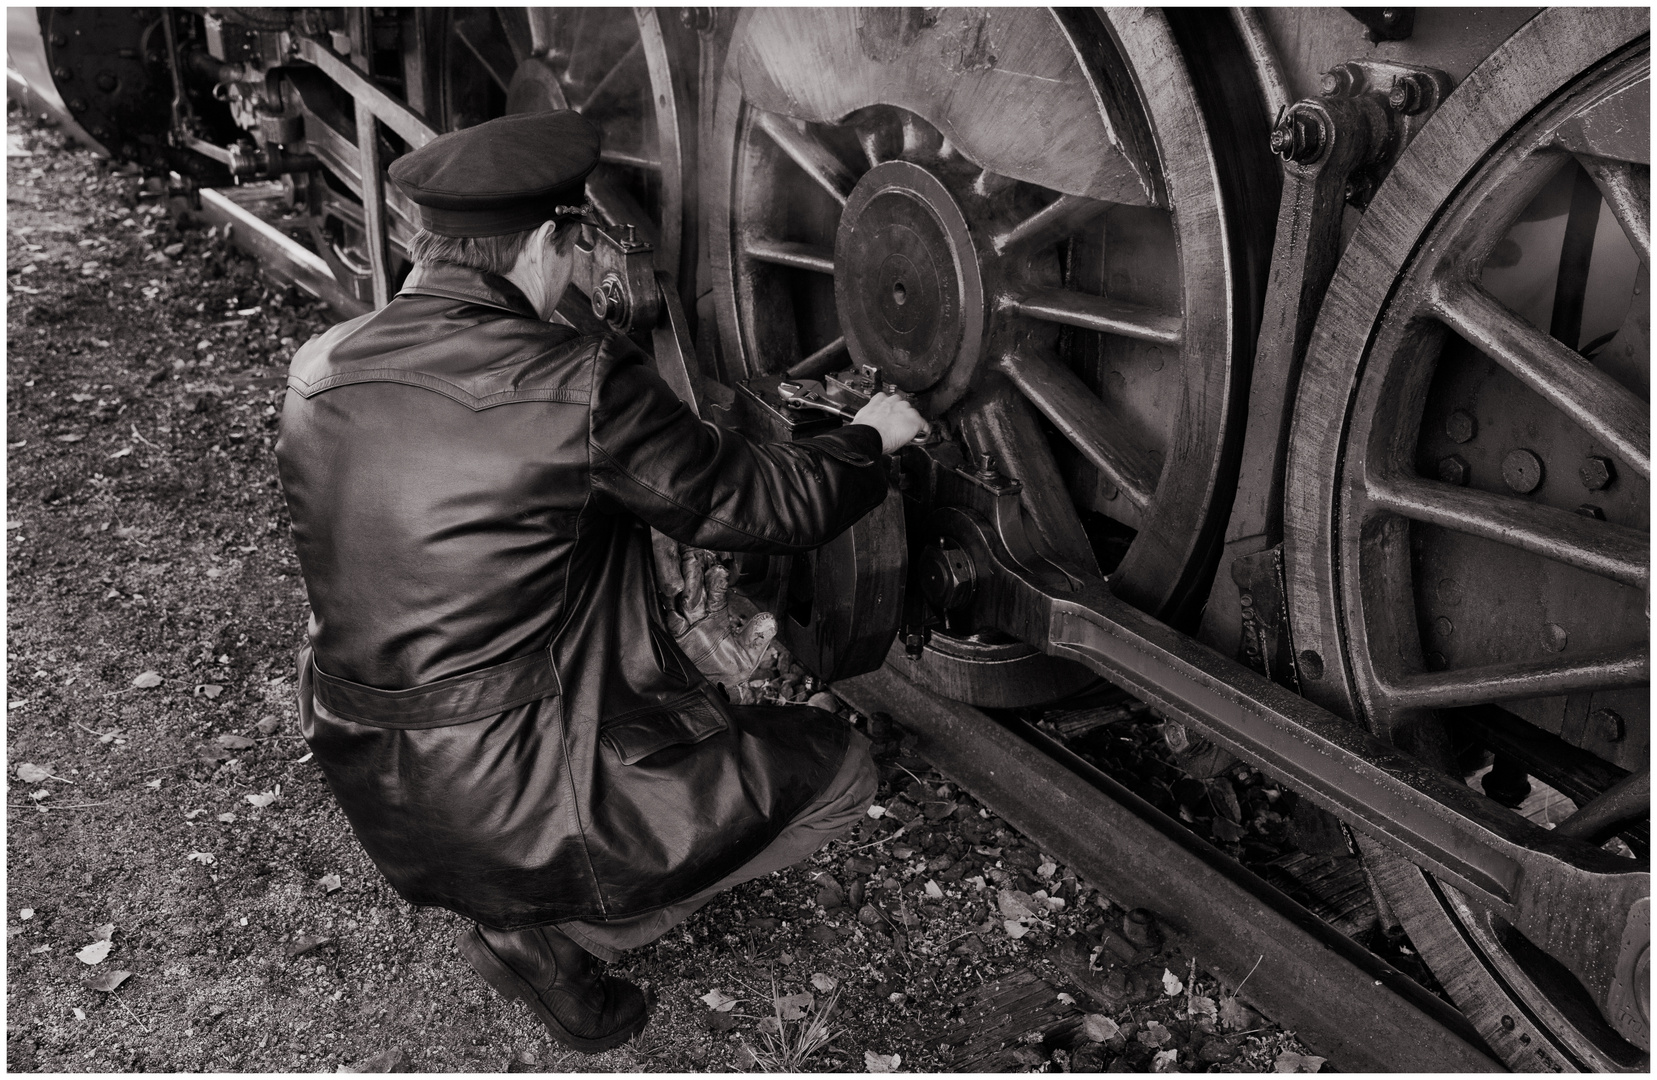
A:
14;6;1649;1070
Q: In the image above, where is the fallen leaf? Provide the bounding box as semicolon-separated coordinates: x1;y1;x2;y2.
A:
757;1015;783;1036
866;804;886;819
94;923;114;942
1153;1048;1179;1073
1275;1052;1327;1073
15;763;51;784
198;684;224;699
187;852;216;865
287;933;334;958
145;779;162;790
184;808;207;820
255;715;281;735
699;988;739;1013
353;1048;407;1073
1220;997;1263;1031
1189;995;1219;1023
1163;968;1185;996
30;944;50;954
73;1007;86;1020
810;972;839;993
54;433;84;443
215;734;254;750
216;812;237;823
924;880;944;900
86;969;132;992
997;889;1037;920
1080;1014;1120;1042
1139;1021;1172;1047
19;908;34;921
318;873;342;893
1003;919;1029;939
734;1043;759;1069
30;789;49;801
132;671;162;689
1037;858;1058;880
246;790;277;809
75;940;112;965
776;991;813;1021
1056;992;1076;1007
865;1050;901;1072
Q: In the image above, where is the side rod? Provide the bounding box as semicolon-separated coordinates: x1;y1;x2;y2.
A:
959;507;1647;1046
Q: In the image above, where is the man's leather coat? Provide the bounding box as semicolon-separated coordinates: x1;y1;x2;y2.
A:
274;263;888;928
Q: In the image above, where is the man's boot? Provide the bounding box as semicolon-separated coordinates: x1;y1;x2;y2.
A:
458;923;649;1052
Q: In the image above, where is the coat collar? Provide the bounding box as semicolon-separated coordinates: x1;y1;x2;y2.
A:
398;262;540;320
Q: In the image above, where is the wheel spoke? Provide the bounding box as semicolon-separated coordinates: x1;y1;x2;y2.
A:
1429;279;1649;478
598;148;661;172
1381;643;1648;710
991;194;1114;257
1577;154;1651;266
1553;767;1649;844
961;387;1100;575
1004;285;1182;347
994;351;1157;511
743;240;835;275
786;337;847;380
452;17;513;94
576;38;644;114
1366;471;1649;588
753;110;857;207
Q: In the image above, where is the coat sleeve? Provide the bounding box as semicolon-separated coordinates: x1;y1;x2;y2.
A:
586;334;890;553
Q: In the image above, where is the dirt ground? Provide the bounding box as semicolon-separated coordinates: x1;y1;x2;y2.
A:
5;105;1321;1073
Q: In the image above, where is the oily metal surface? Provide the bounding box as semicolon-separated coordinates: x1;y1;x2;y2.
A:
835;664;1501;1073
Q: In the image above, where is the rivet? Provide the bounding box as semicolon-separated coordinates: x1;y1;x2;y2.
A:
1438;578;1464;607
1541;623;1568;653
1445;409;1477;444
1501;449;1544;494
1299;650;1324;680
1434;616;1454;638
1424;651;1448;671
96;72;118;92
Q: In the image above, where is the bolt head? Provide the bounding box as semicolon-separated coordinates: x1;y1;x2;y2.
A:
1591;708;1626;742
67;98;86;113
1501;449;1544;494
1445;409;1477;444
1319;72;1341;96
1580;456;1615;491
1438;454;1469;486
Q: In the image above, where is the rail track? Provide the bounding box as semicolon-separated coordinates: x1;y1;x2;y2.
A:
11;7;1647;1069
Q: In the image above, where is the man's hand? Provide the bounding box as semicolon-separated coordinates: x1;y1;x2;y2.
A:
653;536;778;688
851;392;928;454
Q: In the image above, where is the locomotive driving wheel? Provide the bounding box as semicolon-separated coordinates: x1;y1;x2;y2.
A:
708;7;1272;705
1283;8;1650;1069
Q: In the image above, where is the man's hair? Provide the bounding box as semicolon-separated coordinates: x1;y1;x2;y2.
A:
405;220;577;275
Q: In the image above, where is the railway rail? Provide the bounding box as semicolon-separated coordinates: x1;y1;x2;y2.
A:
10;7;1648;1070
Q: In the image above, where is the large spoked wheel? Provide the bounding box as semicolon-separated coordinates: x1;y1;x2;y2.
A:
436;7;696;290
1284;9;1649;1069
707;8;1271;706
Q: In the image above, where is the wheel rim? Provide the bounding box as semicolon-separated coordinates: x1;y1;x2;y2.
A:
707;7;1267;705
1284;8;1649;1067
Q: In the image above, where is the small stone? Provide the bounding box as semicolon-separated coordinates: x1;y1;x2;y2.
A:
858;904;885;927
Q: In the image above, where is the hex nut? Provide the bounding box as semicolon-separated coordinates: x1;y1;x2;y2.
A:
1591;708;1626;742
1438;455;1469;486
1445;409;1477;444
1580;456;1615;491
917;544;975;613
1501;449;1544;494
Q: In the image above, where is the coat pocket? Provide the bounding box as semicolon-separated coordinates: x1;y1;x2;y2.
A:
600;694;728;765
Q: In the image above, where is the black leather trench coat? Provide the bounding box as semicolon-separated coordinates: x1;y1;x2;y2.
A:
274;263;888;928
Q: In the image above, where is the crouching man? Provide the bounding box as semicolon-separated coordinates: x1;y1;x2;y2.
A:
273;111;926;1051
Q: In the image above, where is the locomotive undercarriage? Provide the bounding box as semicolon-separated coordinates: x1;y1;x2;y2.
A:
20;6;1649;1068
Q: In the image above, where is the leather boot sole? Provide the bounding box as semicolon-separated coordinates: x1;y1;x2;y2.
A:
457;927;649;1053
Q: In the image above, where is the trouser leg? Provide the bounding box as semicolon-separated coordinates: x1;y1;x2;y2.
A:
558;727;876;962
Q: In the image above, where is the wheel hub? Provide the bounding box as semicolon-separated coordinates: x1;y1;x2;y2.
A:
835;160;984;405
